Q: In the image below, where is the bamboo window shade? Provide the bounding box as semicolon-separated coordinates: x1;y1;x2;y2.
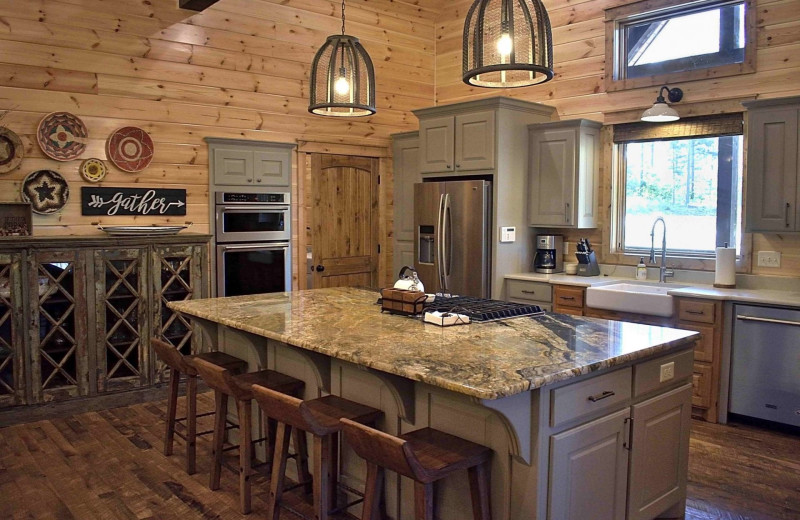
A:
613;113;744;143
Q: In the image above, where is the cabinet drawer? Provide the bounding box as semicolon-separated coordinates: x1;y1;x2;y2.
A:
633;349;694;398
675;323;715;363
507;280;552;303
550;367;631;428
554;286;584;308
677;299;717;324
691;362;713;409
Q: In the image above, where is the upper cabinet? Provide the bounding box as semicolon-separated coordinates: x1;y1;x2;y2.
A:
207;138;295;187
743;97;800;232
417;110;496;174
528;119;601;228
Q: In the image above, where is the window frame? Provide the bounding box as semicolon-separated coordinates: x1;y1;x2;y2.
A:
604;0;756;92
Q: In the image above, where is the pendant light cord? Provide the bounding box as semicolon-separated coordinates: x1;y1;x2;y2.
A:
341;0;346;35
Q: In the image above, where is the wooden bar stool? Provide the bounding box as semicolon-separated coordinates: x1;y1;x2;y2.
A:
251;384;384;520
190;357;305;515
152;338;247;475
340;419;492;520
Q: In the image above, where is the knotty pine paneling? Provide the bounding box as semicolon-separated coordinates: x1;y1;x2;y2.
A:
434;0;800;277
0;0;436;236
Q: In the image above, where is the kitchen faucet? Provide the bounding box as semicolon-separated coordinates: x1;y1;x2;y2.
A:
649;217;674;283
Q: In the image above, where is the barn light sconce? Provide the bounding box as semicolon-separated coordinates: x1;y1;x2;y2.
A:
641;86;683;122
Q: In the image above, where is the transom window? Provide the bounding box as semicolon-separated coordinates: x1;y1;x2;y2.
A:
605;0;755;90
613;115;744;257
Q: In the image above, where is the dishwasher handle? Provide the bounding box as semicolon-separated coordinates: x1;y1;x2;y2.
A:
736;315;800;327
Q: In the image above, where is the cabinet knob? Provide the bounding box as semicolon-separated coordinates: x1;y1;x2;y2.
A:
257;178;262;183
455;163;460;168
247;178;253;183
447;164;452;169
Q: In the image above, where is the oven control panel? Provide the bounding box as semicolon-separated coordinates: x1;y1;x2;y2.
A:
216;192;288;204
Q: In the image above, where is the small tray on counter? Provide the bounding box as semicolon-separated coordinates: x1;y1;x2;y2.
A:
97;224;190;236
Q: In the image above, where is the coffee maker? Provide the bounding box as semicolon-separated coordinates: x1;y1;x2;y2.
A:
533;235;564;273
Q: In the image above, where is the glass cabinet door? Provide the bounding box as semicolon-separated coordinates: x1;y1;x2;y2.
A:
30;250;89;403
94;248;149;393
0;253;25;407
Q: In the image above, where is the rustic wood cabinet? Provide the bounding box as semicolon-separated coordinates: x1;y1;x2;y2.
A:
391;131;420;275
743;96;800;232
416;110;495;174
528;119;601;228
207;138;294;187
553;284;585;315
0;235;210;410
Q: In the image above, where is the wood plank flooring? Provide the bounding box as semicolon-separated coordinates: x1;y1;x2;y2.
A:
0;393;798;520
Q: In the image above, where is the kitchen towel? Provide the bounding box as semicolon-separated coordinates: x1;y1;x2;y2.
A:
714;247;736;288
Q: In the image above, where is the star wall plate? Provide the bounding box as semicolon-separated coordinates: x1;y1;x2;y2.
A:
37;112;88;161
0;127;24;174
80;158;107;183
106;126;154;172
21;170;70;214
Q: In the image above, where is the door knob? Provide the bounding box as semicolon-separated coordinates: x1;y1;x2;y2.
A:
315;265;325;272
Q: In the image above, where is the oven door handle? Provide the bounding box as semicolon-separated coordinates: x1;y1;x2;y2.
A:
218;205;290;212
220;243;289;250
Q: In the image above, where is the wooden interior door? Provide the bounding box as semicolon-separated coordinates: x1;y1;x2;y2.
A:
311;154;379;289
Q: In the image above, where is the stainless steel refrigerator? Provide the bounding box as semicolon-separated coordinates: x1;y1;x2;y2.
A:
413;180;491;298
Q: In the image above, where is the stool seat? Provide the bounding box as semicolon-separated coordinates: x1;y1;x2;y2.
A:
185;351;248;376
340;419;492;520
303;395;385;435
232;369;305;402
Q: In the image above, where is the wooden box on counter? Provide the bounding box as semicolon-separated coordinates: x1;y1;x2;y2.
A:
380;288;426;315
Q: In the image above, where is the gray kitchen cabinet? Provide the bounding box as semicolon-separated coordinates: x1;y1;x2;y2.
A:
415;107;495;174
506;278;552;311
743;97;800;232
528;119;601;228
549;408;630;520
207;138;294;187
391;132;420;275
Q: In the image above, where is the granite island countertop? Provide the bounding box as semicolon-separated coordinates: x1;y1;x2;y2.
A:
169;287;697;400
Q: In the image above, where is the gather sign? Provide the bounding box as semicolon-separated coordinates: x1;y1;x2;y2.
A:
81;187;187;216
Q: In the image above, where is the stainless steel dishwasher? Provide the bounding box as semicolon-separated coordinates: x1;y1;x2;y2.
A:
730;304;800;427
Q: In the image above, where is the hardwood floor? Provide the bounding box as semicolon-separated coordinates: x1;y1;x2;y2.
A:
0;393;797;520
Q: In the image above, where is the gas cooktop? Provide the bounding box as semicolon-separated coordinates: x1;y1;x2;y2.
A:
424;296;545;322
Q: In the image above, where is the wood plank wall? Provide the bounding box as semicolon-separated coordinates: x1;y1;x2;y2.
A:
0;0;436;237
435;0;800;277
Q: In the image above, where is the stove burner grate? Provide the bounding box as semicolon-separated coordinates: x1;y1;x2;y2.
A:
425;296;545;322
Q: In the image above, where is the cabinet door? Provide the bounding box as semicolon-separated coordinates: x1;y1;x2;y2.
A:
214;148;254;185
0;253;25;407
746;108;798;231
454;110;495;171
253;149;290;186
29;250;89;403
529;127;577;226
419;115;455;173
152;245;206;383
549;408;630;520
627;383;692;520
94;248;149;393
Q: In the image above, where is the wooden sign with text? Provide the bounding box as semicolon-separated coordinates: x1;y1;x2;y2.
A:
81;187;187;216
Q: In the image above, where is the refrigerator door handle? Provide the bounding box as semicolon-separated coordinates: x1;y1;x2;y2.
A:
443;193;452;283
437;193;446;291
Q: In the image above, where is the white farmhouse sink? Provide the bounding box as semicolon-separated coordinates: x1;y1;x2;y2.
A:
585;282;687;317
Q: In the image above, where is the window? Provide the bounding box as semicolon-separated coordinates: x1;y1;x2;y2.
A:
613;115;744;257
605;0;755;90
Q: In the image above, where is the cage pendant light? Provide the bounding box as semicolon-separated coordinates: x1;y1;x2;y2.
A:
309;0;376;117
463;0;554;88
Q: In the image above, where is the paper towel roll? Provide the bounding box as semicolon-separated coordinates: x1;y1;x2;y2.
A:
714;247;736;288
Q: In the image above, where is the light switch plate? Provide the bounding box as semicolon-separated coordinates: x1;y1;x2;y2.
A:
500;226;516;243
757;251;781;268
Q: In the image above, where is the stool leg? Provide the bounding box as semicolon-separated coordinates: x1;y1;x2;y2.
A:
361;462;384;520
186;374;197;475
467;460;491;520
414;482;434;520
313;433;335;520
164;367;179;456
210;390;227;491
267;422;293;520
236;398;253;515
292;428;312;494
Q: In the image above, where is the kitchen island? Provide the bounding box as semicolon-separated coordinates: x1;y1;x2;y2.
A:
170;287;698;520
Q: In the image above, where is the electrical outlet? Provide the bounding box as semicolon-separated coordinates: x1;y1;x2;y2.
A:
757;251;781;268
659;362;675;383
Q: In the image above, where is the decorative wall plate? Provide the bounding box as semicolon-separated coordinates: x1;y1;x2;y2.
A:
21;170;70;214
80;158;107;182
37;112;88;161
106;127;154;172
0;127;23;173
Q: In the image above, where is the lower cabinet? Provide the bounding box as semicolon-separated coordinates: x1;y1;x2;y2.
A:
506;279;553;311
553;284;585;315
1;236;209;410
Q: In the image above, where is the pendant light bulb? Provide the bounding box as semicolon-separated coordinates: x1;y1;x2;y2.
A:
497;32;513;57
334;69;350;96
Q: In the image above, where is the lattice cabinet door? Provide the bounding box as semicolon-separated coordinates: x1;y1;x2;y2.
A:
28;250;89;403
151;244;206;383
0;253;26;407
94;248;150;393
